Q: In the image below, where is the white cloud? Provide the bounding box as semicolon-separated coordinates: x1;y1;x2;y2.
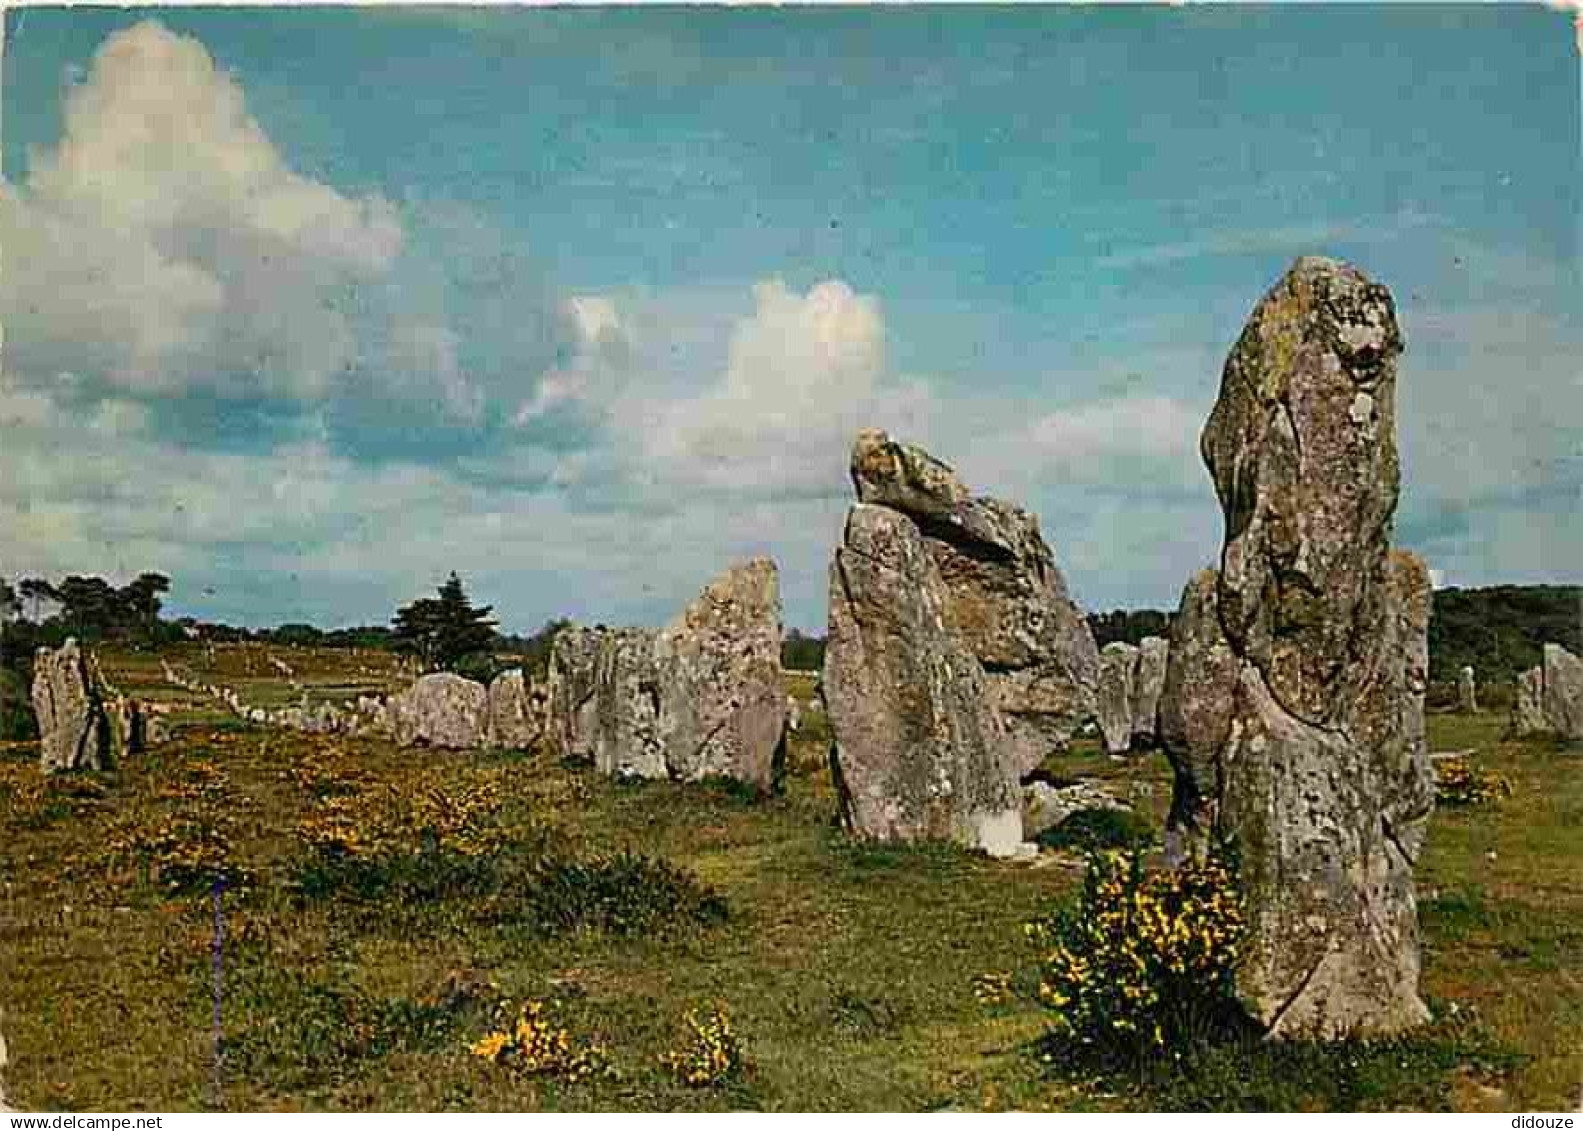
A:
1;20;402;403
513;294;633;426
638;278;935;495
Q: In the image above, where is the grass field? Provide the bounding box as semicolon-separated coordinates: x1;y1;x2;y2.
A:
1;645;1578;1111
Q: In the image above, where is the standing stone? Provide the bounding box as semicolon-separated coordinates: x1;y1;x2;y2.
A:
850;429;1100;774
1541;644;1583;740
387;672;488;749
823;503;1022;855
1458;665;1479;714
1096;643;1138;755
546;626;608;762
1130;635;1169;745
543;561;790;789
653;557;788;791
485;668;543;750
1511;667;1546;736
31;639;109;773
1157;257;1434;1038
586;629;669;779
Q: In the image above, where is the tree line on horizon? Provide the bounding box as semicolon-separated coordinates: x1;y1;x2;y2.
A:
3;570;1576;741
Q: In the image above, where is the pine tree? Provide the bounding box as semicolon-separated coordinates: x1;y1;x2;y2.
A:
391;572;498;672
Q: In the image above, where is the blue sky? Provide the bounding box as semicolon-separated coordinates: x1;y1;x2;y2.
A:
2;4;1578;633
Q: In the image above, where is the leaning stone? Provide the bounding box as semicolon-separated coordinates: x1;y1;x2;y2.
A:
823;503;1023;855
849;428;1100;772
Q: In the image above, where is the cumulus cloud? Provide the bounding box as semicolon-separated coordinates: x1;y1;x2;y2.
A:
1;20;403;405
638;278;935;496
513;295;633;427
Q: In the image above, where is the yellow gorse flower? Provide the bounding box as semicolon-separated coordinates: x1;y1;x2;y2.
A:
467;998;609;1082
660;1004;743;1088
1020;848;1246;1055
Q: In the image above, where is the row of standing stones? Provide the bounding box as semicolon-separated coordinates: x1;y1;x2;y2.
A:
27;257;1583;1044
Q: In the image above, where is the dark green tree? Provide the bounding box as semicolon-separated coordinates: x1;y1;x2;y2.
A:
391;572;499;672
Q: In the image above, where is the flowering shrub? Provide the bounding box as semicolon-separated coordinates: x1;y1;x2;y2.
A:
1434;756;1512;807
296;776;507;862
1027;848;1246;1065
468;998;610;1083
661;1005;744;1088
971;971;1014;1006
0;762;104;828
104;809;243;894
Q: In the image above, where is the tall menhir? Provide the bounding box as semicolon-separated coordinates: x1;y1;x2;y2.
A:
1157;257;1436;1038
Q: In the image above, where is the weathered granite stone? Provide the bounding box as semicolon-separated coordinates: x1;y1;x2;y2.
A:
1510;666;1546;737
32;639;108;773
1203;257;1405;726
823;503;1022;855
1021;778;1131;840
1458;665;1479;714
543;561;789;789
387;672;488;749
1158;571;1241;798
546;626;608;762
1096;642;1138;755
585;628;669;779
653;558;787;790
850;428;1099;772
1541;643;1583;740
1158;257;1434;1039
1131;635;1169;745
485;668;544;750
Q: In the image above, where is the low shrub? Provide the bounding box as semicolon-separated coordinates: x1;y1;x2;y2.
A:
103;809;246;896
1026;848;1248;1070
225;965;476;1090
522;850;729;937
468;998;611;1084
1035;807;1156;853
660;1005;744;1088
1434;756;1512;807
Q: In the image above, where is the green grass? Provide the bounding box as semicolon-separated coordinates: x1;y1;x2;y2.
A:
0;647;1577;1111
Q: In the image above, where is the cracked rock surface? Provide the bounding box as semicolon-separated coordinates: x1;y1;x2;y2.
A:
1158;257;1434;1038
32;638;144;773
545;559;788;791
823;503;1022;855
849;428;1099;773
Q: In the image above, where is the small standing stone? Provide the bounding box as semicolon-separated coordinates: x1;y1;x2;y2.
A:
1458;665;1479;714
1511;667;1546;736
1130;635;1170;745
1096;642;1138;755
1541;643;1583;740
